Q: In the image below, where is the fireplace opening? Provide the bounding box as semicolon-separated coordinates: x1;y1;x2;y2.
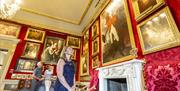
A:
107;78;127;91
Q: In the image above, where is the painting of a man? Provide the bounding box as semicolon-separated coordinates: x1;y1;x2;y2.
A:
101;0;134;64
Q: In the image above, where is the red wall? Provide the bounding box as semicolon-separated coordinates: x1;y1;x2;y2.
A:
128;0;180;91
86;0;180;91
4;22;81;80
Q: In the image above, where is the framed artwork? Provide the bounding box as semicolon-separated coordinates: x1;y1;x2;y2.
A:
66;36;81;49
92;20;99;40
72;50;77;60
21;42;40;59
15;58;37;72
0;21;21;38
92;37;99;56
137;7;180;55
4;84;18;90
25;28;46;43
132;0;165;21
100;0;136;66
92;55;99;69
41;36;65;64
84;30;89;43
83;41;89;55
80;53;89;76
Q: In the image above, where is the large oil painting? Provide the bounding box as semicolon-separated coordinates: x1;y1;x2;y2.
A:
100;0;136;65
21;42;40;59
137;7;180;55
41;36;65;64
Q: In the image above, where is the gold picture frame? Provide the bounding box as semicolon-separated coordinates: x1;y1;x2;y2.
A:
92;37;99;56
132;0;165;21
92;54;99;69
21;42;40;59
25;28;46;43
137;7;180;55
66;36;81;49
84;29;89;43
80;53;89;76
42;36;65;64
83;41;89;55
100;0;136;66
92;20;99;40
72;50;77;60
0;21;21;38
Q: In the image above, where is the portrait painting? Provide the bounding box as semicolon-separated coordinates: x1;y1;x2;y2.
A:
92;37;99;56
25;28;46;43
21;42;40;59
0;21;21;38
100;0;136;65
72;50;77;60
15;58;37;72
84;30;89;43
92;55;99;69
83;41;89;55
66;36;81;49
41;36;65;64
132;0;164;21
137;0;157;13
92;20;99;40
80;54;89;76
137;7;180;55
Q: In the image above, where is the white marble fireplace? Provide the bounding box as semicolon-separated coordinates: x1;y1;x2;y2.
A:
98;59;144;91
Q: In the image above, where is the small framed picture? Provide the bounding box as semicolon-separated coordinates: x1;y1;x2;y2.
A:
15;58;37;72
92;55;99;69
66;36;81;49
83;41;89;55
80;54;89;76
92;37;99;56
25;28;46;43
0;21;21;38
137;7;180;55
72;50;77;60
132;0;165;21
21;42;40;59
92;20;99;40
84;30;89;43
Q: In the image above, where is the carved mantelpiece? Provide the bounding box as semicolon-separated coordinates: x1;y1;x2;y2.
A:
98;59;145;91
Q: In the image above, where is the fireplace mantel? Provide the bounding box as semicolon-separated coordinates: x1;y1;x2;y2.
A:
98;59;145;91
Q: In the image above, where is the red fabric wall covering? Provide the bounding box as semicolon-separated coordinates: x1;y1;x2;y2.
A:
127;0;180;91
4;23;81;80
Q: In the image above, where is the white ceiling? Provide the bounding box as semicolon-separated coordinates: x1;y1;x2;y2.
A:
9;0;109;35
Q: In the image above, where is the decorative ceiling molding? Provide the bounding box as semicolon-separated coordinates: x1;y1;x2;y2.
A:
21;0;93;25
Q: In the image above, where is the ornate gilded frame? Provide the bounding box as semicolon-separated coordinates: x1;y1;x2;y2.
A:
25;28;46;43
137;7;180;55
131;0;165;21
80;53;89;76
100;0;136;66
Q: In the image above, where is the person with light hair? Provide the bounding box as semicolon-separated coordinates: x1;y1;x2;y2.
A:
30;61;44;91
54;46;76;91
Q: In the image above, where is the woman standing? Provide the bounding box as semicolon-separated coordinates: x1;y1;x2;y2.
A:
44;65;53;91
54;46;75;91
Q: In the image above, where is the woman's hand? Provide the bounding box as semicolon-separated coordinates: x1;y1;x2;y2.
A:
67;87;75;91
